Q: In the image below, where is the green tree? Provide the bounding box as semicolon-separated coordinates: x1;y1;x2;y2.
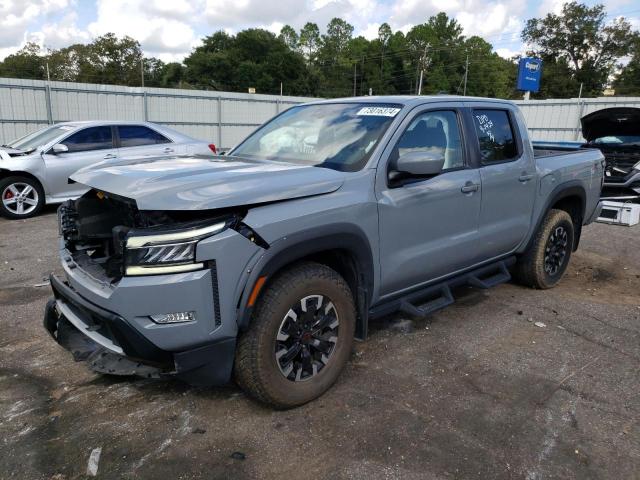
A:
279;25;299;51
522;2;635;96
299;22;321;63
613;36;640;95
0;43;46;79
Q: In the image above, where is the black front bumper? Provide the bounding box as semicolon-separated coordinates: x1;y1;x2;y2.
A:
44;274;236;386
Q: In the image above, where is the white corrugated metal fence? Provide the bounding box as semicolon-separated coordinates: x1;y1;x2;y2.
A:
0;77;317;149
1;77;639;146
514;97;640;142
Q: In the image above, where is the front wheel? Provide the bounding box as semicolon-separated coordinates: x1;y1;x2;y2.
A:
0;176;45;219
514;209;575;289
234;262;356;409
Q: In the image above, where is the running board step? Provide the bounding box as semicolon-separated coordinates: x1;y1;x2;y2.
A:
467;262;511;289
399;285;454;318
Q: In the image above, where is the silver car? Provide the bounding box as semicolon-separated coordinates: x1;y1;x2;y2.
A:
0;121;217;218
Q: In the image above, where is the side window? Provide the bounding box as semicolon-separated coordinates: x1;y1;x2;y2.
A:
62;126;113;153
472;110;518;163
394;110;465;170
118;125;170;147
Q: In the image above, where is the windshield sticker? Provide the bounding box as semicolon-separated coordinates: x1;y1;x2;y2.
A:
356;107;401;117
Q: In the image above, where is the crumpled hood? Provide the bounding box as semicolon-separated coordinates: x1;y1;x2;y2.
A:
70;155;346;210
581;107;640;142
0;146;28;159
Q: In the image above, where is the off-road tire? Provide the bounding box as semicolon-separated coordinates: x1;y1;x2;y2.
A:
514;208;574;289
234;262;356;409
0;176;45;219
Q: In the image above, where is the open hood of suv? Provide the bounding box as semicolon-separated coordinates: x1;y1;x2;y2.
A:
70;155;346;211
581;107;640;143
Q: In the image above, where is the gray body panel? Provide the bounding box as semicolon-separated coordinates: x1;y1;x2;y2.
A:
0;121;214;204
70;156;346;211
53;95;604;359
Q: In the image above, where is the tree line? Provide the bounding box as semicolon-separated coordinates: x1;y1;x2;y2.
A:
0;2;637;99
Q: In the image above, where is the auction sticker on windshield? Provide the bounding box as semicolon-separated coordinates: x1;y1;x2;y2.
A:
356;107;401;117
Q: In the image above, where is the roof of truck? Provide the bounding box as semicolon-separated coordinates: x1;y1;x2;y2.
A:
305;95;516;108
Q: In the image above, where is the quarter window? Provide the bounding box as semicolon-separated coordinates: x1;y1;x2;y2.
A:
117;126;170;147
394;110;465;170
62;126;113;153
472;109;518;163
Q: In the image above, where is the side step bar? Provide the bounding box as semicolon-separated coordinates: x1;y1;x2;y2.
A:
369;257;515;321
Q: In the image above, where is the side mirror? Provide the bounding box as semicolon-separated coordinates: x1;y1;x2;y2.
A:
52;143;69;154
396;151;445;176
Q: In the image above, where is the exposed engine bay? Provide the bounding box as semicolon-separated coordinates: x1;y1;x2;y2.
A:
58;189;257;282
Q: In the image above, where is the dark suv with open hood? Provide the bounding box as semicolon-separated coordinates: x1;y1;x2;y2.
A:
581;107;640;198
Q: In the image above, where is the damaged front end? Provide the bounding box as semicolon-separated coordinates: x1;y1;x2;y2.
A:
58;189;249;283
47;188;265;385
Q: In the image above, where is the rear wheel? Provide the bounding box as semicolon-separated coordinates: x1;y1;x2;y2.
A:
0;176;44;219
514;209;574;289
234;262;355;409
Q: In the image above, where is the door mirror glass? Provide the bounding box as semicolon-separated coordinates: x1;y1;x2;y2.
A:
52;143;69;154
396;151;445;176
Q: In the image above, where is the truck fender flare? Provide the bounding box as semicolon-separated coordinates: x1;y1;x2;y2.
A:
520;181;586;254
236;223;375;332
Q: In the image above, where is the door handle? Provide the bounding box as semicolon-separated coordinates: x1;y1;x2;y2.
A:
103;153;117;159
461;182;479;194
163;147;174;153
519;173;534;182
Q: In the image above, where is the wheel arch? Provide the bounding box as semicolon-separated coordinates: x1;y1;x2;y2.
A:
0;169;46;195
236;224;375;340
523;182;586;253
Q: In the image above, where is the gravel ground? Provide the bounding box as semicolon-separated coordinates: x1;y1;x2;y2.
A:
0;206;639;480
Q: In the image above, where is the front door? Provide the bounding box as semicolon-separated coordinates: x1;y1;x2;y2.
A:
376;107;482;298
43;125;117;199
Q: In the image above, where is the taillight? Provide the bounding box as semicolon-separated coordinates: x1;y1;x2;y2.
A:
208;144;217;154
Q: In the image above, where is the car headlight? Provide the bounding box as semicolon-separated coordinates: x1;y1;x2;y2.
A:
124;221;226;276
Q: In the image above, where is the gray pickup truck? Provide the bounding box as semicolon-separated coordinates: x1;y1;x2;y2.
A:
44;96;604;408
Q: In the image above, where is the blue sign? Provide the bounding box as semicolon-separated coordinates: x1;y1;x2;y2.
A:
516;57;543;92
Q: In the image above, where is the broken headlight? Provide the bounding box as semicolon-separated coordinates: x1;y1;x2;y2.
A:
124;221;226;276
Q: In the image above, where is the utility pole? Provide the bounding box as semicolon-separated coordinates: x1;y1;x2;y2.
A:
46;62;51;83
463;54;469;96
140;58;144;88
417;44;428;95
353;62;357;96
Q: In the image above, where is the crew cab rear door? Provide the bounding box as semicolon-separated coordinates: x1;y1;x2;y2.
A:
465;103;537;259
375;104;482;298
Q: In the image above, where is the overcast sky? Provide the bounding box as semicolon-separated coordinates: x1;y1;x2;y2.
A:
1;0;638;62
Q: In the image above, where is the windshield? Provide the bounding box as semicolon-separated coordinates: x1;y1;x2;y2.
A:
7;125;75;152
593;135;640;145
229;103;402;171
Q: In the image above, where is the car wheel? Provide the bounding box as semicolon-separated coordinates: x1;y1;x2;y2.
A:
0;176;45;219
514;208;574;289
234;262;356;409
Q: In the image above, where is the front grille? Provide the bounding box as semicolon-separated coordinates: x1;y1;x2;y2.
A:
208;261;222;327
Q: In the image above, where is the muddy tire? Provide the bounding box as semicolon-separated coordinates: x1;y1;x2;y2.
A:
514;209;574;289
0;176;45;219
234;262;356;409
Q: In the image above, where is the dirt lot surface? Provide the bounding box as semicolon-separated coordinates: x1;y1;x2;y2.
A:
1;206;639;479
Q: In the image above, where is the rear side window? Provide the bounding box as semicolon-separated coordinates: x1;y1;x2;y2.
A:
472;110;518;163
118;126;170;147
62;126;113;153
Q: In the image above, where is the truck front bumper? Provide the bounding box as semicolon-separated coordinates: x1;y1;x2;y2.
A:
44;274;236;386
